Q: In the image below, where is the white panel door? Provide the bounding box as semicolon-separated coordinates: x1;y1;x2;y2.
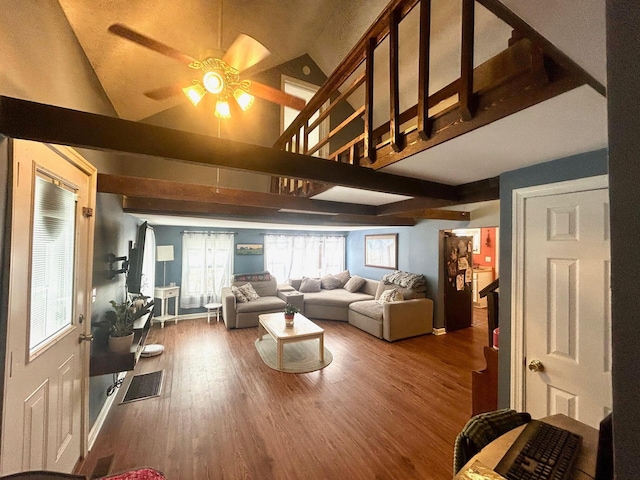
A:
524;186;611;428
1;140;96;475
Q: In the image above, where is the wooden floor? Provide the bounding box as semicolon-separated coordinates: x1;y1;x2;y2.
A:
79;308;489;479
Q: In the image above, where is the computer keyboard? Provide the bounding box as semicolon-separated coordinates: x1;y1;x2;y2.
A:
495;420;582;480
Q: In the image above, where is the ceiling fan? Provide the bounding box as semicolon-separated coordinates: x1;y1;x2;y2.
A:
108;24;307;119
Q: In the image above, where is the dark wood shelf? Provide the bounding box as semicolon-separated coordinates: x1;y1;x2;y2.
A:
90;302;154;377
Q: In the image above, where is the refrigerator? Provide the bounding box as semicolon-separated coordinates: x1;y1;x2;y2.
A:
443;233;473;331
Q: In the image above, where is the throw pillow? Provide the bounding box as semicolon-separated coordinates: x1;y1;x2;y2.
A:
238;283;260;301
344;275;366;293
231;286;248;303
377;288;404;304
299;277;321;293
334;269;351;286
321;274;342;290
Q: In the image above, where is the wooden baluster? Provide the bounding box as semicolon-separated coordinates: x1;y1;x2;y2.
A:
417;0;432;139
390;8;404;152
460;0;476;121
303;119;309;155
363;38;376;164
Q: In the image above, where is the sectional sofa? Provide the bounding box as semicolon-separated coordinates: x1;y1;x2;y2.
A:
284;273;434;341
221;271;434;342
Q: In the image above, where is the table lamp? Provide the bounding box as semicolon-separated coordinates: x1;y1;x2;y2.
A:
156;245;174;287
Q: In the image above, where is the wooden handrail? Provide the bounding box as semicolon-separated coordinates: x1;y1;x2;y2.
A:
272;0;594;199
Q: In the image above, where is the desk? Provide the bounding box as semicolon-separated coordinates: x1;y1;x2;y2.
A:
454;414;599;479
154;285;180;328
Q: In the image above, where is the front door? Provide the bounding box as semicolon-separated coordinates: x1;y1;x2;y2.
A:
522;180;611;428
1;140;96;474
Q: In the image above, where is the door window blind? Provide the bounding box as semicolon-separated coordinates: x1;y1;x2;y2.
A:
29;174;76;351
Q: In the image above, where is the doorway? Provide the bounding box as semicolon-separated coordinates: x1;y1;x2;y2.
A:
511;175;612;428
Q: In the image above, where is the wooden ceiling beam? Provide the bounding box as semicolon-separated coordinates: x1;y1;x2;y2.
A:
97;173;377;216
397;209;470;221
376;177;499;216
0;96;458;200
122;197;417;227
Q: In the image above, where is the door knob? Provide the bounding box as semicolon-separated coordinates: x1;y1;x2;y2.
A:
78;333;94;343
528;359;544;372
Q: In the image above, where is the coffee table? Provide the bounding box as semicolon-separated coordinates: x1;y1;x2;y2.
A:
258;312;324;370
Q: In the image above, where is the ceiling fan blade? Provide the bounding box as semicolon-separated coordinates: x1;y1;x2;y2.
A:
250;81;306;111
143;83;185;101
108;24;198;66
223;34;271;73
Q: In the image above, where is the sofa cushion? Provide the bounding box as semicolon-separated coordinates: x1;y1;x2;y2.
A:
236;295;285;313
231;286;248;303
300;277;321;293
234;277;278;297
349;299;383;321
302;288;374;307
377;288;404;304
238;283;260;301
334;270;351;286
375;281;425;300
344;275;366;293
321;274;342;290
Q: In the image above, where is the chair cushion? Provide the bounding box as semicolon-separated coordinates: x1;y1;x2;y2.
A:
238;283;260;301
236;296;285;313
231;286;248;303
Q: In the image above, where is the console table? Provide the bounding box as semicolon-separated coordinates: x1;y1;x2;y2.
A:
154;285;180;328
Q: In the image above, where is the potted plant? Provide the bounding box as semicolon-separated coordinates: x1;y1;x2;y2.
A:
104;299;136;353
284;303;298;327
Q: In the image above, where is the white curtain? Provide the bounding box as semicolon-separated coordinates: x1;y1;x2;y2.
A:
264;235;345;282
140;226;155;299
180;232;234;308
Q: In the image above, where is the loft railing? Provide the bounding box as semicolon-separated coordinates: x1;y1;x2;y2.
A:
271;0;600;197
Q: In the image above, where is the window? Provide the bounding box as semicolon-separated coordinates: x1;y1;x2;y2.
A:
180;232;234;308
264;235;345;282
282;76;329;157
30;174;76;352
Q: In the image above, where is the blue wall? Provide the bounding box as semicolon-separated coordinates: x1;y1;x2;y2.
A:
347;219;470;327
497;148;608;407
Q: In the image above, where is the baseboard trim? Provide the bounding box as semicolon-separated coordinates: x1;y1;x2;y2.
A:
432;328;447;336
151;312;206;326
88;371;126;450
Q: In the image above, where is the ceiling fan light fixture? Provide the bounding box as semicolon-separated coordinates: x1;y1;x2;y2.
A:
182;83;206;106
203;71;225;94
214;99;231;119
233;88;254;111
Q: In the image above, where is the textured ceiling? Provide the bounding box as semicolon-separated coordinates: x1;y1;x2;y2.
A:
58;0;389;121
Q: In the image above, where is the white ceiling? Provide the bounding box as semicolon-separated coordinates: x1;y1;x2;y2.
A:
56;0;608;224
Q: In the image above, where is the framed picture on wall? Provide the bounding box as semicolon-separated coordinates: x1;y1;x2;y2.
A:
236;243;264;255
364;234;398;269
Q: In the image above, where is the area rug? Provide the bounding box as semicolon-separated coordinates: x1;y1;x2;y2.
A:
120;370;163;404
255;335;333;373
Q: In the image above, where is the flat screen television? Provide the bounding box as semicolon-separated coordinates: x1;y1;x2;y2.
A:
126;221;148;294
